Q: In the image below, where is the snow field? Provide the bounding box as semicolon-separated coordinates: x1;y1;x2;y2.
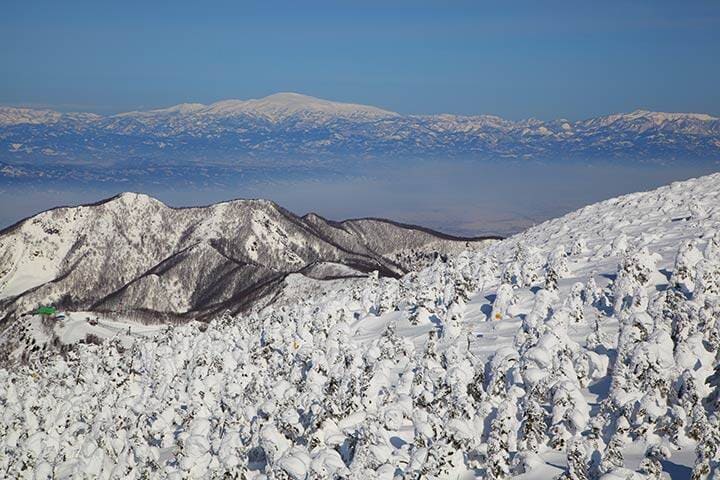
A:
2;173;720;478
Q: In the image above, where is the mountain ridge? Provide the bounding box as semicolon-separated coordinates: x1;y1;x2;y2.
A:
0;192;498;323
1;93;719;168
1;95;717;125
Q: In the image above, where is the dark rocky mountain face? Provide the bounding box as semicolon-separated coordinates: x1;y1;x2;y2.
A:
0;193;497;323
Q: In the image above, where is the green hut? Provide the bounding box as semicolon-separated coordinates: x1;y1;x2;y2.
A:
36;306;57;317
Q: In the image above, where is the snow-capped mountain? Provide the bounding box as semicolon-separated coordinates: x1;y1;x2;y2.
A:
101;93;398;136
1;94;718;177
0;193;495;324
2;172;719;478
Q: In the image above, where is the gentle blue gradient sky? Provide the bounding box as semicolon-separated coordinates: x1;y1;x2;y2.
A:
1;0;719;119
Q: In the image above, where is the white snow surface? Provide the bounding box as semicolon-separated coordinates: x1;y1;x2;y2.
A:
0;106;101;126
2;173;720;478
115;92;399;123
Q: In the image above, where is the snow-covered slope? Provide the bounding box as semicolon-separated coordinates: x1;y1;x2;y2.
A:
0;193;494;325
1;95;718;172
109;93;398;127
200;93;399;122
0;107;63;126
2;173;720;478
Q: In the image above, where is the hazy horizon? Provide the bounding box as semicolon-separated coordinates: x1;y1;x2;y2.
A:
3;1;719;120
2;1;719;236
2;160;717;237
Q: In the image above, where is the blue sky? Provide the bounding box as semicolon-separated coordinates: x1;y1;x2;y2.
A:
1;0;718;120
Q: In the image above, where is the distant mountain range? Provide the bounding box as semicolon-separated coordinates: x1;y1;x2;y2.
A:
0;192;496;323
1;93;719;185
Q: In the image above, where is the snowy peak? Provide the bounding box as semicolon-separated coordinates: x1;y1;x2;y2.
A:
583;109;719;131
125;103;207;117
595;109;718;123
0;107;61;126
627;109;716;122
202;92;399;121
0;106;101;126
0;193;495;322
108;191;164;205
111;93;399;123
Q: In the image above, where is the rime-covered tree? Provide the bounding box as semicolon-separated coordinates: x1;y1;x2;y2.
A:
612;247;661;317
671;239;702;296
485;388;522;479
560;438;591;480
565;282;585;323
490;283;516;322
519;396;547;453
691;416;720;480
544;244;568;291
599;424;627;474
639;444;670;479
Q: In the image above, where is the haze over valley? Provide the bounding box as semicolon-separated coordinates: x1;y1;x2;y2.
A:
2;93;719;236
